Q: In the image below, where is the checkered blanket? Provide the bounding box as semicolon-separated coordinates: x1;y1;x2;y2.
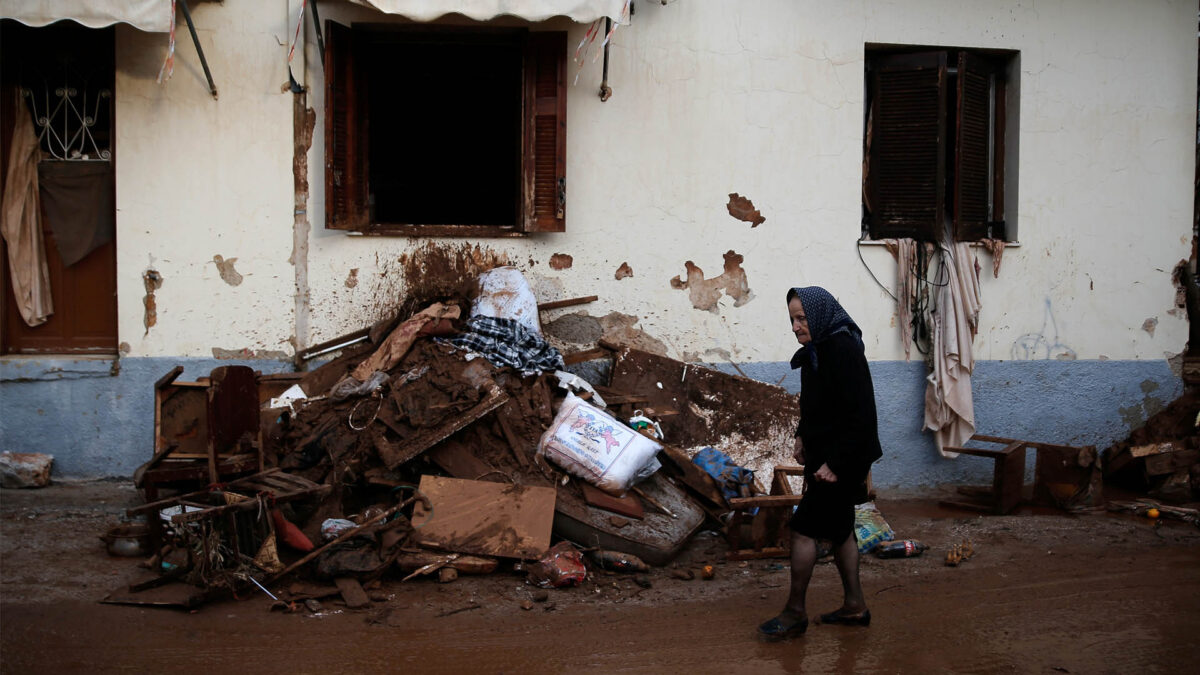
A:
442;316;564;375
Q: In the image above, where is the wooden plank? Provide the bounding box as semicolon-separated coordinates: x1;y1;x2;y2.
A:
377;387;509;470
728;495;804;509
334;577;371;608
657;445;728;511
943;441;1023;459
579;481;644;520
537;295;598;312
562;347;610;365
1131;442;1180;458
728;546;790;561
410;475;556;560
395;550;498;575
1144;449;1200;477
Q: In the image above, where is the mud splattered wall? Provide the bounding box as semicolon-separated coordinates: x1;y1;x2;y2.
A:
3;0;1194;481
298;0;1193;368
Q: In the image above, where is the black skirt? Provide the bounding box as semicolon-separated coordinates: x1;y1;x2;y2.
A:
788;470;869;545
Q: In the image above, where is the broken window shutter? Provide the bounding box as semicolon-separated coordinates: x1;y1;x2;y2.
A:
954;51;994;242
867;51;946;241
324;21;369;231
522;31;567;233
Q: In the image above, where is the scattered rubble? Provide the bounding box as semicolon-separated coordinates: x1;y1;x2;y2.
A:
0;452;53;488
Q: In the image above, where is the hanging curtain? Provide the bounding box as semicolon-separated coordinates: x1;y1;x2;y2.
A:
1;98;54;327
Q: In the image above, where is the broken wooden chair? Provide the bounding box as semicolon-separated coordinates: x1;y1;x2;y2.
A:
137;365;267;547
725;465;804;560
942;434;1101;514
126;468;330;591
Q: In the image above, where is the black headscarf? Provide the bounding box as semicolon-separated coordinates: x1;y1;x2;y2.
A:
788;286;863;370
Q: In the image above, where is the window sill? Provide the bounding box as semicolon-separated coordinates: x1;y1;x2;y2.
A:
857;239;1021;248
344;224;527;238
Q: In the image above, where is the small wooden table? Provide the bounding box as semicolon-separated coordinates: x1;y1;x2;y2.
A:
941;435;1028;514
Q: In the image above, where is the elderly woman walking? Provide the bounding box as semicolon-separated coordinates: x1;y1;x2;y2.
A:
759;286;883;640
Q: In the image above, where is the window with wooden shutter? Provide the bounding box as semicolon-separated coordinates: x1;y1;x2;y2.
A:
954;51;996;241
863;46;1015;243
522;32;567;233
323;25;567;236
324;21;368;231
867;52;947;241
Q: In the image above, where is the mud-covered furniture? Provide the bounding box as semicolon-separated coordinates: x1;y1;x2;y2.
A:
725;465;804;560
940;435;1028;514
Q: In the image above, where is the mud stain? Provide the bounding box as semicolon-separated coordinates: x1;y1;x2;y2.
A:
726;193;765;227
615;262;633;280
213;255;243;287
599;312;668;355
345;269;359;289
142;269;162;335
549;253;573;270
399;242;510;311
543;313;604;344
1143;317;1158;337
670;250;753;312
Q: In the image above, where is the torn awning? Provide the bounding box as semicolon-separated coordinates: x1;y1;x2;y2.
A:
1;1;173;33
348;0;628;22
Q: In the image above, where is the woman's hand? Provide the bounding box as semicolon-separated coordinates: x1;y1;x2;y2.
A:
792;436;805;465
814;463;838;483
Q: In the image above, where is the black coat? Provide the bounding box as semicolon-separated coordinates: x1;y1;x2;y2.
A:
795;332;883;482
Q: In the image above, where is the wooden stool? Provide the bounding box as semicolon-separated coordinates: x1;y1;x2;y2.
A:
941;435;1028;514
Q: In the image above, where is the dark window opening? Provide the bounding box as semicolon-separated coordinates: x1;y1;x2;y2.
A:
326;24;567;236
365;36;522;226
863;45;1017;243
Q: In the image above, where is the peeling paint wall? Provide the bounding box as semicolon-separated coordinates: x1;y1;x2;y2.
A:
3;0;1194;483
294;0;1193;370
113;1;297;359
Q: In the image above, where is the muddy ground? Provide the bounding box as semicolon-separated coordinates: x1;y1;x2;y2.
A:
2;480;1198;674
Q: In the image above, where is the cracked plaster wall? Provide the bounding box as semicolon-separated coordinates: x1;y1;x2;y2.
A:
110;1;297;360
297;0;1193;370
2;1;1194;482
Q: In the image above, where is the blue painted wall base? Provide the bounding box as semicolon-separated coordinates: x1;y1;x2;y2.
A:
0;356;1182;487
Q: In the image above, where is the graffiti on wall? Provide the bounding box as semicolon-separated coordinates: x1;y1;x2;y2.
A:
1011;299;1077;360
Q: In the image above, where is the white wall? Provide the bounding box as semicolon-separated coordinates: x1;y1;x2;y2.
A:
113;0;1196;366
114;0;297;358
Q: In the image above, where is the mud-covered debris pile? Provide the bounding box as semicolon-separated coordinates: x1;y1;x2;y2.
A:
118;268;803;609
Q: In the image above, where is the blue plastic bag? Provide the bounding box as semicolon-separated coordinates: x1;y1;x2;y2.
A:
692;447;755;502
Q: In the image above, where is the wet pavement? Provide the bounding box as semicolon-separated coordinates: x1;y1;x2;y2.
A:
3;481;1199;673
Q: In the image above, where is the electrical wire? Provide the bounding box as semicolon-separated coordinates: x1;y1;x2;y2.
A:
855;239;898;302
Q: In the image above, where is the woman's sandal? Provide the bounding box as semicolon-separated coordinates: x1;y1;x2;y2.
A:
818;609;871;626
758;609;809;640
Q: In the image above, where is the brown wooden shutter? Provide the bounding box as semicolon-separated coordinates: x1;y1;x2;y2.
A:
324;21;369;231
867;51;947;241
954;51;994;241
522;32;567;233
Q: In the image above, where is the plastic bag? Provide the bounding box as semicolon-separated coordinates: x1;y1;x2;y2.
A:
852;502;894;554
692;447;755;501
320;518;357;542
472;266;541;335
538;393;662;495
526;541;587;588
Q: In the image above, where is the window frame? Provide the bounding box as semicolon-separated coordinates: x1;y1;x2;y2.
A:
324;23;567;237
863;45;1015;243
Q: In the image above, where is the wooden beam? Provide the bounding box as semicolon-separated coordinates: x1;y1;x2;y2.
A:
537;295;598;312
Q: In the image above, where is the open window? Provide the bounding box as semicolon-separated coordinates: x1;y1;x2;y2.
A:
863;46;1018;242
0;20;118;354
325;24;567;236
